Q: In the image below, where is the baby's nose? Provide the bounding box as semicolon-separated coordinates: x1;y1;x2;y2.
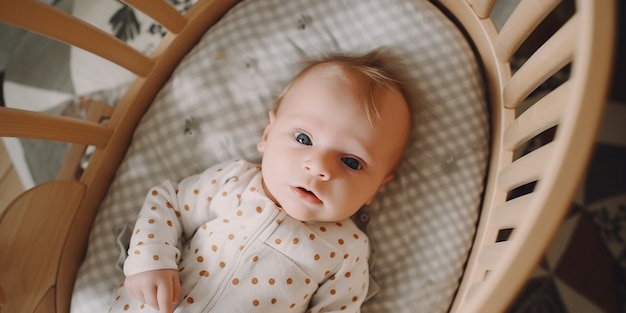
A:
303;156;332;181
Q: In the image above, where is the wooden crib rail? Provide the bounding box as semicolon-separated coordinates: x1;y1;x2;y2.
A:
467;0;495;18
495;0;561;62
0;0;153;77
0;108;112;147
503;15;576;109
503;82;569;151
0;1;239;312
0;0;615;312
441;0;616;312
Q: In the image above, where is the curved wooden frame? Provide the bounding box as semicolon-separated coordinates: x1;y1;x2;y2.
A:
0;0;615;312
438;0;616;312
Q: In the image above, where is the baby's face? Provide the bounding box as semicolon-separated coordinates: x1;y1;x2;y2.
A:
257;67;410;222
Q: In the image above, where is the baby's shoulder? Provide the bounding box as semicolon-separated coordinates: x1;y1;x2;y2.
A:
177;159;261;192
195;159;260;180
307;219;369;252
208;159;259;173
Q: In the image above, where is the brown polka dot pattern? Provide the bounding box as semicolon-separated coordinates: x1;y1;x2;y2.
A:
113;160;370;313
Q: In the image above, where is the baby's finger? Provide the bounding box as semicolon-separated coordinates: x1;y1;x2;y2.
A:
157;281;174;313
172;275;181;304
143;288;160;311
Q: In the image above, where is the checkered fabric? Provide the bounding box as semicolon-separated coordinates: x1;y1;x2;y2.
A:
70;0;489;312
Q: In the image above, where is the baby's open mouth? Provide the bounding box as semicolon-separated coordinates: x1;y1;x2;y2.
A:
298;187;315;195
294;186;322;203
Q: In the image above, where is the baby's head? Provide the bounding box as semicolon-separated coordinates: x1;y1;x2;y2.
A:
257;50;411;222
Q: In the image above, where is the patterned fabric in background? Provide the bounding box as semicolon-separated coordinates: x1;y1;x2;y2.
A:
108;0;194;41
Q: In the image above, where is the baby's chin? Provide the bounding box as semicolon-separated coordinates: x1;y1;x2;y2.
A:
280;206;318;222
284;207;355;223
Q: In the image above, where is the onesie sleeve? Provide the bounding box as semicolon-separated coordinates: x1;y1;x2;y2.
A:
307;235;370;313
124;160;250;277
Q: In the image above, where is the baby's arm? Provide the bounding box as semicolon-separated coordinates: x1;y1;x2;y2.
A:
124;163;230;274
122;178;186;312
122;160;250;309
124;179;186;276
125;269;181;313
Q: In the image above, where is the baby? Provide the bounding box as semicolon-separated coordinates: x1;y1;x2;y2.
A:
108;50;411;313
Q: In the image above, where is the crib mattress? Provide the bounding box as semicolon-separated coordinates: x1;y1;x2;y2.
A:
70;0;489;312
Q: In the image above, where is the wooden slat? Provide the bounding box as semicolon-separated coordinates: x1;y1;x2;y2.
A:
465;280;485;302
497;142;554;192
123;0;186;34
0;107;112;147
467;0;496;19
490;194;533;230
57;100;114;180
503;81;569;151
0;0;153;77
503;15;577;109
495;0;561;62
477;242;509;270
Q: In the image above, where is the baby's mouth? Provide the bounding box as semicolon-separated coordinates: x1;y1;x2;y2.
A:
299;187;315;196
293;186;322;204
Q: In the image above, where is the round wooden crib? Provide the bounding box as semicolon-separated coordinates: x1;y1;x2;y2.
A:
0;0;615;312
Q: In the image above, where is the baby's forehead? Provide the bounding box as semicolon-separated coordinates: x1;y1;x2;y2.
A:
300;62;349;82
314;64;406;117
289;61;409;119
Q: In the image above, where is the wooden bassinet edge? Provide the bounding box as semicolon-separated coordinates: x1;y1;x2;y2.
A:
0;1;239;312
0;0;617;312
440;0;616;312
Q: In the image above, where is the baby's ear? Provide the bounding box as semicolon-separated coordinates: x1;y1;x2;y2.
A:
257;110;277;152
365;174;394;205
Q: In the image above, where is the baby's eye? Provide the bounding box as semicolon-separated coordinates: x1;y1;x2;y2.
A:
341;157;362;170
295;132;312;145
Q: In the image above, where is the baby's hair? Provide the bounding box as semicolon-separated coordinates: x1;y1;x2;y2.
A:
275;49;410;126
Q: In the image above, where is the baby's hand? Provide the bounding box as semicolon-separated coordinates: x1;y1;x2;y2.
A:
125;269;181;313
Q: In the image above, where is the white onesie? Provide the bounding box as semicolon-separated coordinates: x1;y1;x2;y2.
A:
108;159;370;313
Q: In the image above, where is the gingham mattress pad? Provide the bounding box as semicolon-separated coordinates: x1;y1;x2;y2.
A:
71;0;490;312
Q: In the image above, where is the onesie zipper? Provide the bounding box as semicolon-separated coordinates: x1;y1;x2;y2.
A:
200;206;283;312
